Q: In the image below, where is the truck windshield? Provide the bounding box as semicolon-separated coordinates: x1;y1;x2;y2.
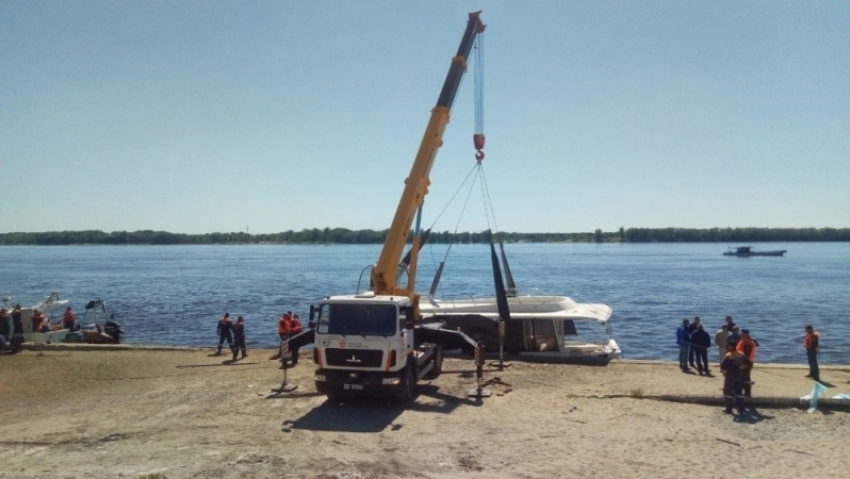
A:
323;303;397;336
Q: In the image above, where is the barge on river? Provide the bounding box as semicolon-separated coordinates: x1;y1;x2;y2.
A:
723;246;787;257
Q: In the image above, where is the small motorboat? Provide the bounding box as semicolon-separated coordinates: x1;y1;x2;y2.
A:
723;246;787;257
68;300;125;344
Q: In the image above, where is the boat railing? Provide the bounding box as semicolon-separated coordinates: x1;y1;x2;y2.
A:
426;294;561;309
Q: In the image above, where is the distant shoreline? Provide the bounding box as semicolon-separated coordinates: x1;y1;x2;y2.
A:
1;227;848;245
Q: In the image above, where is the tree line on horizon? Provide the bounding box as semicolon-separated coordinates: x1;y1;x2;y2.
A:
0;227;848;246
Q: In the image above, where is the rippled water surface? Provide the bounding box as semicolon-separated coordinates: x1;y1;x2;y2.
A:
2;243;848;364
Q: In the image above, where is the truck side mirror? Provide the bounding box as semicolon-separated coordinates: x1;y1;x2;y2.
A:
308;304;316;328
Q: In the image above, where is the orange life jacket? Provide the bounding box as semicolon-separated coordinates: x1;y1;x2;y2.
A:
64;310;74;322
278;316;291;334
804;332;819;351
290;318;303;334
736;337;757;362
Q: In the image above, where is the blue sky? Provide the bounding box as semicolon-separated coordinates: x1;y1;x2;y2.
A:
2;1;848;234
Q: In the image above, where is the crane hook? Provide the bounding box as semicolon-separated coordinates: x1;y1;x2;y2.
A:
473;133;485;162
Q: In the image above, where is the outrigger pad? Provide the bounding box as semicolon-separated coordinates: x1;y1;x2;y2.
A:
271;384;298;394
467;387;492;398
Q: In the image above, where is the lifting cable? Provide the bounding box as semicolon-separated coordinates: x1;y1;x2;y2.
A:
473;32;485;162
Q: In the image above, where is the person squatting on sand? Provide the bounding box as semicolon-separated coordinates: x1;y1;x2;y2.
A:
690;323;712;375
676;319;691;372
720;342;752;414
736;329;758;397
687;316;701;368
804;325;820;381
216;313;234;356
232;316;247;361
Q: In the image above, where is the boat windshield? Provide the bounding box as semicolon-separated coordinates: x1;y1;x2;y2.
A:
318;303;397;336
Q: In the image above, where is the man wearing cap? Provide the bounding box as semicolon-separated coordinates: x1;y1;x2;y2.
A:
726;326;741;348
736;329;757;397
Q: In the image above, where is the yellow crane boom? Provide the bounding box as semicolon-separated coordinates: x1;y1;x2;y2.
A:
371;12;486;311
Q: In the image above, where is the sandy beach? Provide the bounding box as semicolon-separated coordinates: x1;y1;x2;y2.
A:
1;348;849;479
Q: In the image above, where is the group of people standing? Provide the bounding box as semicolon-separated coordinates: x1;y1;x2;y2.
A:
215;313;247;361
676;315;823;415
676;315;759;414
213;310;304;363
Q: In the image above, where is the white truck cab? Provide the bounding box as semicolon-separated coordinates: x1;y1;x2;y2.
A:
312;293;442;401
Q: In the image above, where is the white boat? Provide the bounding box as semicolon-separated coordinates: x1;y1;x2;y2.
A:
2;292;72;344
420;295;622;364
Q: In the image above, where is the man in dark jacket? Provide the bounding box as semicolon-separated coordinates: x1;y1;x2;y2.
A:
676;319;691;371
11;304;24;353
690;324;712;375
0;308;9;353
726;326;741;348
232;316;247;361
687;316;701;368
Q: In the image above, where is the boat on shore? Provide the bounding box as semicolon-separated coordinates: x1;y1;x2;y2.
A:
416;241;621;365
420;295;621;364
723;246;787;257
1;294;124;344
5;292;72;344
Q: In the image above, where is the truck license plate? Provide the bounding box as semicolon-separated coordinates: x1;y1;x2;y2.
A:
344;384;363;391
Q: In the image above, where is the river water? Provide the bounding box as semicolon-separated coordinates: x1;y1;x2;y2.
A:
1;242;847;364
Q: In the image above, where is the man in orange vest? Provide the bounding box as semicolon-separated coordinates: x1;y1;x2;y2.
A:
804;325;820;381
290;314;303;335
63;307;76;331
278;313;292;342
736;329;758;397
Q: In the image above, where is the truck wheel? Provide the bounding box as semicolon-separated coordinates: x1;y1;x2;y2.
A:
395;363;415;402
423;346;443;380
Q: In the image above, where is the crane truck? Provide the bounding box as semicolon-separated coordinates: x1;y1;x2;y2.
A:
306;12;486;401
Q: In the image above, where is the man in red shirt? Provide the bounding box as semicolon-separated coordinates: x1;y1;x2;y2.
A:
804;325;820;381
63;307;76;331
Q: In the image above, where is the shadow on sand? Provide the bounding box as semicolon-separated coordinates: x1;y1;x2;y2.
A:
280;384;483;433
733;407;774;424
